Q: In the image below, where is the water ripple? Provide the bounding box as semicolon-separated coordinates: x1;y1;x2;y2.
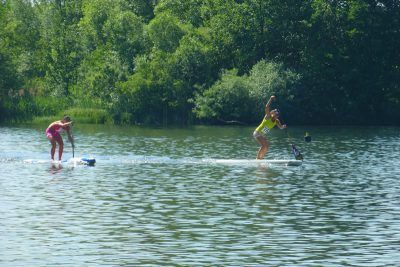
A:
1;125;399;266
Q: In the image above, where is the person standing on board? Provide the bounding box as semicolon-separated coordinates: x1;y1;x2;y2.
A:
45;115;74;161
253;95;287;159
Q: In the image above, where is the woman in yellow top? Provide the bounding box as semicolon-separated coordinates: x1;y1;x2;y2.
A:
253;95;286;159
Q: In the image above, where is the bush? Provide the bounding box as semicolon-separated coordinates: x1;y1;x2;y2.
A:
194;69;254;124
62;107;111;124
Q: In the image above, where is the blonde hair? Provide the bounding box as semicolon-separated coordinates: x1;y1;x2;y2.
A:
271;109;280;116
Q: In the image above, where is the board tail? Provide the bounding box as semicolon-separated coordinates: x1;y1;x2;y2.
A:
80;157;96;166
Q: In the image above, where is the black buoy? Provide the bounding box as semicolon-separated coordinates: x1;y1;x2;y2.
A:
304;132;312;143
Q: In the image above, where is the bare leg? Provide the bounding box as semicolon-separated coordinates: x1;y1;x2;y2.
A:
57;139;64;161
51;143;56;160
256;136;269;159
47;136;57;160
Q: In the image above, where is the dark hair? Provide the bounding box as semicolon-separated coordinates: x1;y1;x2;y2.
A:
63;115;71;122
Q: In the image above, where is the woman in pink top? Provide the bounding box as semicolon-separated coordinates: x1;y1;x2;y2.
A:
45;116;74;161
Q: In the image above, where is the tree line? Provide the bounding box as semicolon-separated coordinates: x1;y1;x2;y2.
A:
1;0;399;125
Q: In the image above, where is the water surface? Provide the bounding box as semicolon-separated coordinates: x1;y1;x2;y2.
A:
1;124;399;266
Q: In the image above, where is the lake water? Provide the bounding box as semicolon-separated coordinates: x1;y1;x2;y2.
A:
1;124;399;266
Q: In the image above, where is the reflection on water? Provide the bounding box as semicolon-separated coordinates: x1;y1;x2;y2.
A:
1;125;400;266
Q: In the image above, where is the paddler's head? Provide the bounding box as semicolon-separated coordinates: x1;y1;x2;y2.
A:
271;109;280;120
62;115;71;123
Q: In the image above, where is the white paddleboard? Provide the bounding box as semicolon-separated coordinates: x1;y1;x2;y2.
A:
214;159;302;166
24;157;96;166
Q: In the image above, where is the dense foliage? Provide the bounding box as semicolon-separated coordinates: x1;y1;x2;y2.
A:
0;0;399;125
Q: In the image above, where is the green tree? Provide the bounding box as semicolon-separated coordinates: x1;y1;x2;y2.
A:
116;51;177;124
1;0;399;125
0;1;25;121
203;0;255;73
75;46;128;106
5;0;42;81
147;12;187;53
123;0;156;22
103;10;148;71
342;0;400;124
155;0;204;26
39;0;84;97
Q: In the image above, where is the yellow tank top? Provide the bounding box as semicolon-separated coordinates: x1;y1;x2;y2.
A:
255;117;277;135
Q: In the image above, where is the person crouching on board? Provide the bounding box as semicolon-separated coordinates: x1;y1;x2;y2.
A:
45;115;74;161
253;96;286;159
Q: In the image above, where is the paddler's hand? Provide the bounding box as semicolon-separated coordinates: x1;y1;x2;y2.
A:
270;95;276;101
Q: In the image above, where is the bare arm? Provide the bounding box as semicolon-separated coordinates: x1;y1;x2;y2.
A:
276;119;287;129
264;95;276;116
62;121;73;127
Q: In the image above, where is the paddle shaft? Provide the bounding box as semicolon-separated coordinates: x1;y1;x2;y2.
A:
70;125;75;158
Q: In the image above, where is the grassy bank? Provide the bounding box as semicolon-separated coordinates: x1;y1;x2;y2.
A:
32;108;111;124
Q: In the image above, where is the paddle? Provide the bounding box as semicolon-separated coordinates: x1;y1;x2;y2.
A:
275;110;303;161
69;123;75;158
286;128;304;161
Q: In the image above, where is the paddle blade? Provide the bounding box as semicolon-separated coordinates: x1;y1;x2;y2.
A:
291;144;303;160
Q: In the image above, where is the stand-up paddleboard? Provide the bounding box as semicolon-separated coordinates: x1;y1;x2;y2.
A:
25;157;96;166
214;159;302;166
